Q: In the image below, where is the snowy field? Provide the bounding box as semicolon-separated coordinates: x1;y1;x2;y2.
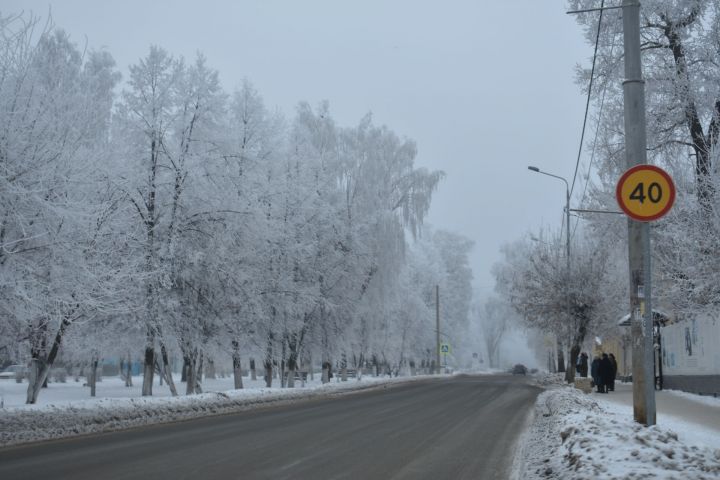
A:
0;372;442;447
515;378;720;480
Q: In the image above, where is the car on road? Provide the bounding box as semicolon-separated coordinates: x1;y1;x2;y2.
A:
511;364;527;375
0;364;27;380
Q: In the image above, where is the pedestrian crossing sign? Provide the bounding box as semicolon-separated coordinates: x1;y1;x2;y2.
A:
440;343;451;354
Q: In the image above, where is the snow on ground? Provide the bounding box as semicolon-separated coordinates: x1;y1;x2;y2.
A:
665;389;720;408
10;369;720;479
516;382;720;480
0;373;446;447
0;374;345;409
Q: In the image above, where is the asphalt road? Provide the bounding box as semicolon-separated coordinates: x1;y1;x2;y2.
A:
0;374;541;480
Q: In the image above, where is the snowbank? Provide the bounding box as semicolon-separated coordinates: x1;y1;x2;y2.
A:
515;385;720;479
0;375;435;447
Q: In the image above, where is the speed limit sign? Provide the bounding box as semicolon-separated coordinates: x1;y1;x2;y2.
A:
616;164;675;221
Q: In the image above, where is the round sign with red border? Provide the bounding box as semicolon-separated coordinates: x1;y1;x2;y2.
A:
616;164;675;222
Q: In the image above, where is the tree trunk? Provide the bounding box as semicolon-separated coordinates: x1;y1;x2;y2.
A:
232;340;243;389
88;354;98;397
250;358;256;381
264;361;273;388
157;360;163;386
300;359;306;387
206;357;216;380
309;353;314;381
354;353;363;380
26;317;72;404
181;356;189;382
566;324;587;383
142;328;155;396
341;352;348;382
120;358;127;384
662;21;716;208
26;359;41;405
160;342;178;396
566;344;580;384
285;329;305;389
287;363;296;388
556;339;566;373
280;337;287;388
195;353;204;393
321;361;331;384
264;333;273;387
125;352;133;387
185;353;197;395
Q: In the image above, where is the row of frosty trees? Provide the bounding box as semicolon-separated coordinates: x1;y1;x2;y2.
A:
490;0;720;382
0;14;474;404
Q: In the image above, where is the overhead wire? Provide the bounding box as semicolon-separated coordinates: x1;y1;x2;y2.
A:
554;1;608;248
572;23;620;241
569;0;605;200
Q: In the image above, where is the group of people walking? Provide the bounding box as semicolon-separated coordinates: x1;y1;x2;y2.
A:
576;352;618;393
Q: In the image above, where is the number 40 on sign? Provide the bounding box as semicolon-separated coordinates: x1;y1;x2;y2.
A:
616;164;675;222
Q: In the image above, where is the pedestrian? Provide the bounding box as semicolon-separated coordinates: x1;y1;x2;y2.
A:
591;355;601;391
579;353;589;378
599;353;613;393
608;353;618;391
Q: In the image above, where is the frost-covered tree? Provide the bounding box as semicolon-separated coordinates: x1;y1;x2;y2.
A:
570;0;720;323
0;15;122;403
114;46;184;395
0;11;474;401
475;297;511;369
495;231;612;383
570;0;720;205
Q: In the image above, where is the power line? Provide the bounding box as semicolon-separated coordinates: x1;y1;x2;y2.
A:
572;28;619;240
569;0;605;199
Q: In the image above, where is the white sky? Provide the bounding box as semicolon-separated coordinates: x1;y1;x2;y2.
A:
4;0;594;289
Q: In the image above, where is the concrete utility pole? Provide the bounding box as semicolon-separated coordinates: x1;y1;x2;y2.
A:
436;285;441;375
622;0;656;426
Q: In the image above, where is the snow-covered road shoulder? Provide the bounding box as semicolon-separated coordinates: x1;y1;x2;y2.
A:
0;376;434;448
516;386;720;479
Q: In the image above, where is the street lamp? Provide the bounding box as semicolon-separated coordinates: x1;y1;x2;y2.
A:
527;166;570;268
528;166;571;376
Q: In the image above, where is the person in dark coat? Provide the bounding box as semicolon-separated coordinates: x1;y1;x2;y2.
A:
591;356;601;391
599;353;613;393
608;353;618;391
579;353;589;378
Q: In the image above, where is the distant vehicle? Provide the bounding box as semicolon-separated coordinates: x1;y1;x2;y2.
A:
0;364;27;380
511;364;527;375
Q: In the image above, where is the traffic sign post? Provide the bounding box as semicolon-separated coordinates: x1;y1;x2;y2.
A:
616;165;675;221
616;162;675;427
440;343;450;372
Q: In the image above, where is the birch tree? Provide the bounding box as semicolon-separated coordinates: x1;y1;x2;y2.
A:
115;46;184;396
0;16;122;403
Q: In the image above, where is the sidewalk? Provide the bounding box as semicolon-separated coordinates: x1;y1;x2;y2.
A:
592;382;720;438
